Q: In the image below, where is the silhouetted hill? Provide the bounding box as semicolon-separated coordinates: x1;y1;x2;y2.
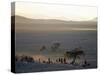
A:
11;15;97;32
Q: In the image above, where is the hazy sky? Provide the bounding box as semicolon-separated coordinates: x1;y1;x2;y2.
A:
15;2;97;21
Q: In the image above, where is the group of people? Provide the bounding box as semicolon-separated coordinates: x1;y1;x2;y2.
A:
15;55;34;63
15;54;90;67
15;55;67;64
38;57;67;64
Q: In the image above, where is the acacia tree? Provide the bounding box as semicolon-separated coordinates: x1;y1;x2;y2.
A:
51;42;60;52
40;45;46;51
64;48;86;64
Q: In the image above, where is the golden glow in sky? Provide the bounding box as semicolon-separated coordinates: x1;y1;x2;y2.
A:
15;2;97;21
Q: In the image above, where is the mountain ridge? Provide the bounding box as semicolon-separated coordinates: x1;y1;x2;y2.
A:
11;15;97;32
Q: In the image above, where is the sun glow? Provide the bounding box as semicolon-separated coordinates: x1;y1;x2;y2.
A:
15;2;97;21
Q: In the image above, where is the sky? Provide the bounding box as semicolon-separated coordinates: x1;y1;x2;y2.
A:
15;2;97;21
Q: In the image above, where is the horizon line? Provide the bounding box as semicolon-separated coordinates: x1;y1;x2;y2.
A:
12;15;97;22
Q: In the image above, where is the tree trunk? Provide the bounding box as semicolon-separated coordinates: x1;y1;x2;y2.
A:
71;56;76;64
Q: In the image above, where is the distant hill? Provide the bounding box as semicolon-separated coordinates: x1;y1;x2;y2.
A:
11;15;97;32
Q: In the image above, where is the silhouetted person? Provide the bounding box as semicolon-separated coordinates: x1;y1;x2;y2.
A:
48;58;50;63
84;60;87;65
43;61;46;63
58;58;61;63
84;60;90;66
64;58;66;64
39;58;40;63
61;58;63;63
56;59;58;63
